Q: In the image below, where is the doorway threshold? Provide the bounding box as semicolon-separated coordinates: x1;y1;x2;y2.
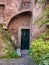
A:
21;50;29;58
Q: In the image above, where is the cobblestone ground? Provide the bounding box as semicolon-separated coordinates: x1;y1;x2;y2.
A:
0;50;37;65
0;57;36;65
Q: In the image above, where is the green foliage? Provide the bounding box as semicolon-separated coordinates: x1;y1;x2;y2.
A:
0;50;20;59
38;0;46;4
10;39;18;49
29;37;49;65
2;36;13;50
3;30;18;49
5;49;20;59
34;8;49;27
41;29;49;40
0;24;18;49
29;26;49;65
0;38;20;59
36;0;47;8
30;7;49;65
0;24;20;59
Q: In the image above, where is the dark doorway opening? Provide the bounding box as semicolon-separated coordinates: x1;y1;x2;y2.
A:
21;29;30;50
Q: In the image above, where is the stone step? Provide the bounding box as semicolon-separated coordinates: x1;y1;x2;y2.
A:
21;50;29;57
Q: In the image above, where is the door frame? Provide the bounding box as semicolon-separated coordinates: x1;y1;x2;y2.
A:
18;26;30;48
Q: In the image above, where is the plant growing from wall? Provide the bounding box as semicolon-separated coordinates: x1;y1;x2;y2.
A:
29;38;49;65
29;28;49;65
0;24;20;59
38;0;46;3
29;3;49;65
0;24;18;49
34;7;49;27
35;0;47;7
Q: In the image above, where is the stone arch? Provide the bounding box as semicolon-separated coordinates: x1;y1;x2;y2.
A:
7;11;32;48
7;10;32;28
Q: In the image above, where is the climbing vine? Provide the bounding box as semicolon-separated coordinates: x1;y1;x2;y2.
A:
0;24;20;59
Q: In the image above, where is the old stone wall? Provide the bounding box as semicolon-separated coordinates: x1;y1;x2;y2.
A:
31;0;49;41
4;0;31;24
0;5;5;23
8;14;31;47
0;0;48;45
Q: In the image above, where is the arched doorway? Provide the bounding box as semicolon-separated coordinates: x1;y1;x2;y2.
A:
7;11;32;50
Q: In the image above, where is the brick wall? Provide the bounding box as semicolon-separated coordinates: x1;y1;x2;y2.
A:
8;14;31;47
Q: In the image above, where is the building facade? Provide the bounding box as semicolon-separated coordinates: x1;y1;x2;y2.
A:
0;0;49;50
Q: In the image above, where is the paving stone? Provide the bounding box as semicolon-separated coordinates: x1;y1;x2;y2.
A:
0;50;37;65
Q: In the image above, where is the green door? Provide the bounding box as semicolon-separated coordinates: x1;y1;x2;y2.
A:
21;29;30;50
